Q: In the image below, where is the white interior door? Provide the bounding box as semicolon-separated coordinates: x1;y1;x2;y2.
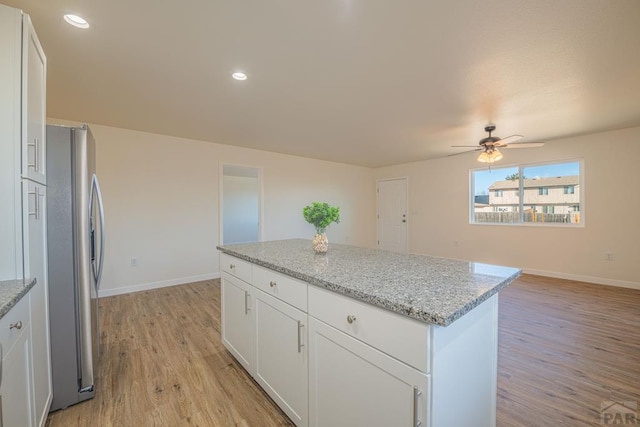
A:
376;178;408;253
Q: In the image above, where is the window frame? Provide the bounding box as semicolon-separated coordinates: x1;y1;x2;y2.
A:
469;158;585;227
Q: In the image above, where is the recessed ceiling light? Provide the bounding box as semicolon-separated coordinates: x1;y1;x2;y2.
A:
232;72;247;81
64;14;90;29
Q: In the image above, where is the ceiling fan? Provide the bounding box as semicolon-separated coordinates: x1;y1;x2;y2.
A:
451;124;544;163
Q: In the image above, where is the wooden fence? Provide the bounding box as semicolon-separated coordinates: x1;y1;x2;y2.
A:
475;212;578;223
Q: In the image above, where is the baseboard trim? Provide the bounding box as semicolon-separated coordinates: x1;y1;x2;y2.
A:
98;273;221;298
523;268;640;290
96;269;639;297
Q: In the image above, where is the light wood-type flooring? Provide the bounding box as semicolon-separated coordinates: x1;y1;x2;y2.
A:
45;275;640;427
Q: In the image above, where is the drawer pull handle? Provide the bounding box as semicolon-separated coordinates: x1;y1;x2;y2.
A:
269;281;277;288
230;264;235;270
346;315;356;324
413;386;423;427
10;321;23;330
297;321;304;353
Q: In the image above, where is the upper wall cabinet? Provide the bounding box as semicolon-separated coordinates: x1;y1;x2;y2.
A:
0;5;47;281
22;14;47;184
0;4;25;281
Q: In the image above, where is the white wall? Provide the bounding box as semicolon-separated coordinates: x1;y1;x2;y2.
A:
375;126;640;288
47;119;639;294
222;175;259;244
47;121;376;296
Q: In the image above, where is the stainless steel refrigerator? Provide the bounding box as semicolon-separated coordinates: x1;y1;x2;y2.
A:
46;124;105;411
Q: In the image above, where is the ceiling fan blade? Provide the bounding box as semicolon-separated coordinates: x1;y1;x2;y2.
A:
495;134;524;146
502;142;545;149
447;148;482;157
451;145;482;148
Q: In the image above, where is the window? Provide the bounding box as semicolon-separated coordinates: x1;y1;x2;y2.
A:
472;166;519;223
471;160;583;225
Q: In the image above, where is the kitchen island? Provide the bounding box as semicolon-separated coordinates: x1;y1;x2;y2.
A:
217;239;521;427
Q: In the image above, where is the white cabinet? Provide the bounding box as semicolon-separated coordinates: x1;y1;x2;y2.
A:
0;294;33;427
220;251;501;427
220;256;310;427
0;4;23;281
22;181;46;279
22;180;51;427
221;274;255;373
308;318;428;427
254;289;308;427
0;4;50;426
308;285;428;372
28;280;51;427
21;14;46;185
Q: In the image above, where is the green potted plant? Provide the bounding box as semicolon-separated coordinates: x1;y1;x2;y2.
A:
302;202;340;253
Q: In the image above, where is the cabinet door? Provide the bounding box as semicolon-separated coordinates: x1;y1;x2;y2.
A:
254;290;308;427
309;318;429;427
0;5;22;281
21;181;45;280
221;274;254;374
22;180;51;426
29;281;51;427
21;14;46;184
1;317;34;427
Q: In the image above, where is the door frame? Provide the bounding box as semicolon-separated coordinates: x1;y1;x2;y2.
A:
376;177;409;253
219;163;264;245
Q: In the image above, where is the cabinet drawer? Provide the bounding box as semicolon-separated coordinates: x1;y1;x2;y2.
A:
0;293;31;357
220;253;252;283
308;286;429;372
253;265;308;311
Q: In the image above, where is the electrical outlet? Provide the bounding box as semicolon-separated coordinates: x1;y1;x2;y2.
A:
131;257;138;267
604;252;613;261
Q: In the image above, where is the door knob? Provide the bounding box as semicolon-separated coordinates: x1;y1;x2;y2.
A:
9;321;22;330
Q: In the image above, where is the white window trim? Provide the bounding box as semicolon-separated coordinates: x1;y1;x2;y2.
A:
469;158;585;228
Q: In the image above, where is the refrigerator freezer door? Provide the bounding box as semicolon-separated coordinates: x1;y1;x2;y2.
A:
47;124;95;410
72;126;95;392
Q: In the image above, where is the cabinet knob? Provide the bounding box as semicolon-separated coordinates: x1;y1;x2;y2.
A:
270;281;277;288
230;264;235;269
346;315;356;324
9;321;23;330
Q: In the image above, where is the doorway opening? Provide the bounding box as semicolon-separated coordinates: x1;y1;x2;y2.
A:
220;164;262;245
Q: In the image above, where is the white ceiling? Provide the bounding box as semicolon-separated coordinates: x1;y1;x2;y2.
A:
5;0;640;167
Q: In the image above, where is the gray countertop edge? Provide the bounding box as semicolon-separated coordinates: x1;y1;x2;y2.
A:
0;278;37;320
217;246;521;326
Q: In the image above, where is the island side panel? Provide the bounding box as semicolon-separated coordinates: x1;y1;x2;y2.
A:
430;294;498;427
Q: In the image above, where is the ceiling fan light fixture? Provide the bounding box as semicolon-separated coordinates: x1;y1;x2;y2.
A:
63;14;90;29
477;148;503;163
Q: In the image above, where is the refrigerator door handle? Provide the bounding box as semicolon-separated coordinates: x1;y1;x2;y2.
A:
90;174;106;291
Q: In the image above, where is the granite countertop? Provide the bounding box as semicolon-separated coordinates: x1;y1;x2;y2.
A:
0;278;37;320
217;239;522;326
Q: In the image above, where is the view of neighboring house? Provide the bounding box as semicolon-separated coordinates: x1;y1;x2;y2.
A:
476;176;580;223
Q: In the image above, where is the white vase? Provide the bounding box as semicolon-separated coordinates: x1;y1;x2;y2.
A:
312;232;328;254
